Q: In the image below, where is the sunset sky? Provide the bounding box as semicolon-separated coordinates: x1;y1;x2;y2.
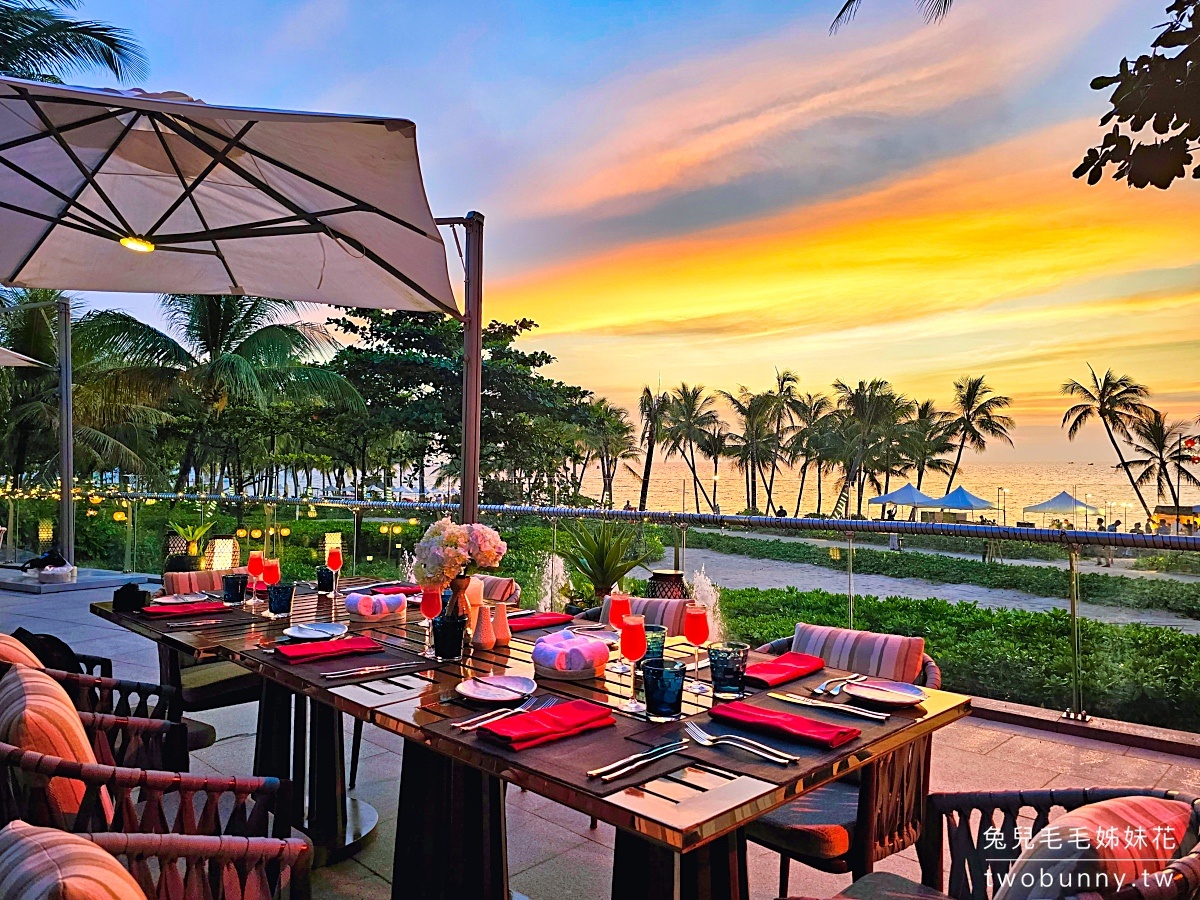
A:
80;0;1200;460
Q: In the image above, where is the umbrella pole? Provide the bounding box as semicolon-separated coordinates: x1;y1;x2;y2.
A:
57;297;74;565
459;212;484;526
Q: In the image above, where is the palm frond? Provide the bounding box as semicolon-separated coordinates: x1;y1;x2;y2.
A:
0;4;147;82
76;311;196;369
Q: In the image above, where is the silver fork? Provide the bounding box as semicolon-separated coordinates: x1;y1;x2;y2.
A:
683;722;798;765
453;695;539;730
458;696;556;734
813;674;866;696
827;674;868;697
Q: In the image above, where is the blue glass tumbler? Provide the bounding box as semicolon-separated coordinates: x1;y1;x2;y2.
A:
707;641;750;700
642;658;686;722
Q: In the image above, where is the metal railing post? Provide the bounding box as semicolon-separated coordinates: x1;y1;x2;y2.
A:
1064;544;1089;721
846;531;855;629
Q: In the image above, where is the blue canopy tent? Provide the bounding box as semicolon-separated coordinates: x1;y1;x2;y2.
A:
925;486;995;511
868;483;936;513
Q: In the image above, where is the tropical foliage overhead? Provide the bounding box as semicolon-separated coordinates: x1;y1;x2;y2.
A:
0;0;146;82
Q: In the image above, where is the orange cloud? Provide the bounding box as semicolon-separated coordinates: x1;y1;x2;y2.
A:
504;0;1118;218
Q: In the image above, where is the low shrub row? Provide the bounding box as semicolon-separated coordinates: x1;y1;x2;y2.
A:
689;531;1200;619
719;587;1200;733
736;528;1070;561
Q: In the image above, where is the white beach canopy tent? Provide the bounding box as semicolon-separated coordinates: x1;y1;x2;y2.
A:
0;76;484;561
1023;492;1099;517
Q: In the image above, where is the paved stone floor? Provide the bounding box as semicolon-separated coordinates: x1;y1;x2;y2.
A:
4;582;1199;900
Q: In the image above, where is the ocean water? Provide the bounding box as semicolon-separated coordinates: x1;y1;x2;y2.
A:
602;457;1199;526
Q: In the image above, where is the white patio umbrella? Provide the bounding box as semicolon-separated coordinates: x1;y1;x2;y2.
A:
0;76;480;561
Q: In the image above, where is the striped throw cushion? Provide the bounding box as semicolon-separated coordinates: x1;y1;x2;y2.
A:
790;623;924;684
0;667;103;819
0;635;43;668
600;596;690;636
994;796;1195;900
0;820;144;900
478;575;519;603
163;566;248;595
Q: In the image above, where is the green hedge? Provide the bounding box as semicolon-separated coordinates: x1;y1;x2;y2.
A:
689;531;1200;619
719;587;1200;733
1135;552;1200;576
732;527;1069;561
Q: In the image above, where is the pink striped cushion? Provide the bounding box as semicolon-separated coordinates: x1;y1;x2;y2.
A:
0;634;43;668
0;667;110;820
0;820;144;899
162;566;248;595
790;623;924;684
600;596;690;636
995;796;1194;900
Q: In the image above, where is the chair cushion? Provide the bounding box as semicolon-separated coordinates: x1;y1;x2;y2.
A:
599;596;690;636
478;575;519;603
162;566;248;596
179;660;260;710
790;623;924;684
746;780;859;860
994;796;1195;900
0;820;144;900
0;667;105;819
0;635;43;668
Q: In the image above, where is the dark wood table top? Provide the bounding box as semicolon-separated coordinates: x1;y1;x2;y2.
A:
93;593;971;854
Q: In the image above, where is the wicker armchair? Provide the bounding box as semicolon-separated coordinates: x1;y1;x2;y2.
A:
88;831;311;900
0;739;297;848
750;629;943;895
79;710;189;772
784;788;1200;900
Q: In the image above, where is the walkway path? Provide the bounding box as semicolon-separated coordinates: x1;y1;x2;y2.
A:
691;528;1200;584
682;546;1200;634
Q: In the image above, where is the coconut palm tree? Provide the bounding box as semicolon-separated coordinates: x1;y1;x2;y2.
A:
830;0;953;32
582;400;639;508
829;378;905;516
78;294;363;492
722;387;776;513
661;383;719;512
902;399;956;492
698;425;730;513
1;0;146;82
944;375;1013;492
1;288;168;486
1124;409;1198;508
761;370;801;511
1061;366;1153;518
786;392;832;515
635;387;668;511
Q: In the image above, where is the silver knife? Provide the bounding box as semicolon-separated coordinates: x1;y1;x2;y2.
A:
587;740;688;778
770;692;890;721
321;662;429;679
598;742;691;783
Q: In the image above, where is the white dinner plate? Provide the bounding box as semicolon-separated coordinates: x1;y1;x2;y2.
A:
455;675;537;703
150;593;210;605
567;625;621;646
283;622;348;641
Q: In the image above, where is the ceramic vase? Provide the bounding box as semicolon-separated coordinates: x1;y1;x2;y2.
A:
470;604;496;651
492;603;511;646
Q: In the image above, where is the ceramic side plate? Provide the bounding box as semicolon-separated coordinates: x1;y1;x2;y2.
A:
455;675;537;703
843;677;926;708
282;622;349;641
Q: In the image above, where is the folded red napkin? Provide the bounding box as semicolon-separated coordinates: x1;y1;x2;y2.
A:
508;612;575;633
141;601;228;619
743;652;824;688
274;636;382;664
372;584;421;595
479;699;615;751
709;700;861;749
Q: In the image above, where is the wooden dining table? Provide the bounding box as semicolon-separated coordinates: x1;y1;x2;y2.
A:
94;589;971;900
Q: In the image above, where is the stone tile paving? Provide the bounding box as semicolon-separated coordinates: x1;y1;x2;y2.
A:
3;582;1196;899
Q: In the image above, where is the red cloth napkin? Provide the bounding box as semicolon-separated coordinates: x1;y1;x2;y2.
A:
141;602;228;619
709;700;861;749
479;699;615;751
372;584;421;595
508;612;575;633
274;636;382;664
744;652;824;688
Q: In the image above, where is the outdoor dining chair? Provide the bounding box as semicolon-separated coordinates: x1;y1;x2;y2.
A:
0;819;311;900
781;787;1200;900
751;622;943;896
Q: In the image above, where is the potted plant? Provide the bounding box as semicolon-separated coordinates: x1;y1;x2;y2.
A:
561;521;651;611
165;521;215;572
